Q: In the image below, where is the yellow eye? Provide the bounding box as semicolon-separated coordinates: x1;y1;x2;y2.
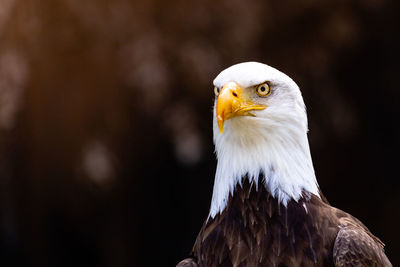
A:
214;86;220;97
255;83;271;97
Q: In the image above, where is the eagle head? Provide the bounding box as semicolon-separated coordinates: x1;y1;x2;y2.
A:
210;62;319;218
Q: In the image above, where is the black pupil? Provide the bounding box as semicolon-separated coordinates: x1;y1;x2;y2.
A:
260;86;265;92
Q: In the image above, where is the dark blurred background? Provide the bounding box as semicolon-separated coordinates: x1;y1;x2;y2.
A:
0;0;399;266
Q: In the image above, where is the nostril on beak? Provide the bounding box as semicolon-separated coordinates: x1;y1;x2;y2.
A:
232;91;238;97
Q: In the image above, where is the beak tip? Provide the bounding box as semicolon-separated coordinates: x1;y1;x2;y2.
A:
217;114;225;134
217;120;224;134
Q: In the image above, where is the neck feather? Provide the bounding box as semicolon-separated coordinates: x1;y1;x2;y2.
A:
209;116;320;218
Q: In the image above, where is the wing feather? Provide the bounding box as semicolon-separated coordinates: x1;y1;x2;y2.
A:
333;218;392;267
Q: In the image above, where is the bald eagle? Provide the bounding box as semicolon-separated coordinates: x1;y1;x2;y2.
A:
177;62;392;267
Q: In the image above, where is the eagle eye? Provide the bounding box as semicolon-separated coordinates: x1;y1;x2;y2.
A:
255;83;271;97
214;86;220;97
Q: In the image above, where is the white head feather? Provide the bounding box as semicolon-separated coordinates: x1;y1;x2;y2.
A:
209;62;320;218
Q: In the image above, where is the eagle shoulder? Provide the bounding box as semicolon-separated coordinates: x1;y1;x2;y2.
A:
333;217;392;267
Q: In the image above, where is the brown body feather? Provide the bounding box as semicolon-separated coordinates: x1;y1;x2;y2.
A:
178;177;391;267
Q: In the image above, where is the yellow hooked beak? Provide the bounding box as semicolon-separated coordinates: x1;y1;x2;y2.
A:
216;82;266;133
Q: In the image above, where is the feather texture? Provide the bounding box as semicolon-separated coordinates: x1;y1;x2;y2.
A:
187;176;391;267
